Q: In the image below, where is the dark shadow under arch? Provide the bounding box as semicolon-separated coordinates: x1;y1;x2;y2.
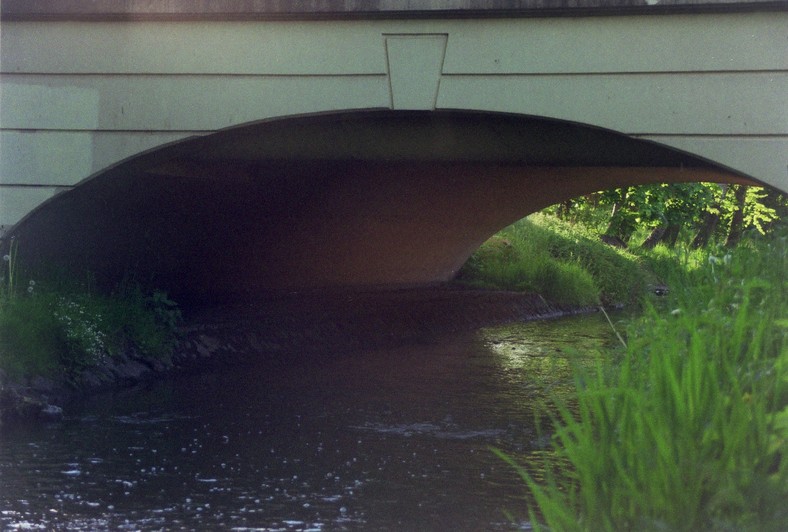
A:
4;110;756;303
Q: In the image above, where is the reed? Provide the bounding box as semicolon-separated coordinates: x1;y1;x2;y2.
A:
500;230;787;531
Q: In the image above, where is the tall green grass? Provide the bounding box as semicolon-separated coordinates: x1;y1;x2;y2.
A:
456;214;650;307
498;231;787;531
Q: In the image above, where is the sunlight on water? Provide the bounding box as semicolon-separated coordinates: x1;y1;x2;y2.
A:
1;312;620;530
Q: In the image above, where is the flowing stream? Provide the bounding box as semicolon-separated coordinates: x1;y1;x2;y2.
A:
1;311;621;530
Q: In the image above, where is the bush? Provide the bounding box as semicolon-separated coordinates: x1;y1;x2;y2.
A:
527;214;649;305
0;259;181;383
0;293;63;379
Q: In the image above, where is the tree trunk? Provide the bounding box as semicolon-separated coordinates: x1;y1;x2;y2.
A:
691;211;720;249
641;224;668;249
605;202;620;234
663;223;681;248
604;201;637;245
692;185;728;249
724;185;748;248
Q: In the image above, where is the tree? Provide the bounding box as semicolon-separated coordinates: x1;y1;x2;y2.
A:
691;184;728;249
724;184;748;248
547;182;782;250
640;183;713;249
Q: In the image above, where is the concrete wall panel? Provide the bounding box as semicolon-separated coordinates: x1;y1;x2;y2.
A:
638;136;788;188
442;14;788;74
0;21;389;75
385;34;447;110
0;187;61;229
0;82;100;129
0;75;390;131
437;73;786;136
3;15;784;77
4;71;783;187
0;131;94;185
0;131;194;186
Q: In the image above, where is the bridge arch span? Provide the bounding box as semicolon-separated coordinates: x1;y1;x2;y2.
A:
4;109;758;303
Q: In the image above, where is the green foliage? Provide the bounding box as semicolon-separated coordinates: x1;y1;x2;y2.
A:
550;183;784;249
0;243;182;383
52;294;112;379
501;228;787;531
0;293;63;379
456;223;601;306
551;184;712;234
1;237;20;300
531;261;600;308
527;214;649;305
102;285;182;360
457;214;650;306
634;242;709;287
730;186;779;236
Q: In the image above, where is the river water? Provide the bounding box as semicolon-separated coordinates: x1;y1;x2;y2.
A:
1;311;620;531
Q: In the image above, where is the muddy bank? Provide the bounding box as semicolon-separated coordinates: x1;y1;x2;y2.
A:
1;287;598;425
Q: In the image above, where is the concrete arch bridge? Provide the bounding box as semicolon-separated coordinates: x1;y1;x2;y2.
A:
0;0;785;302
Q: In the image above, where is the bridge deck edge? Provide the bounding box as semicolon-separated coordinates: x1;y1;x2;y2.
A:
2;1;787;22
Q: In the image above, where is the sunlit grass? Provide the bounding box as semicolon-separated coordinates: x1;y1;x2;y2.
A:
456;214;650;307
497;229;787;531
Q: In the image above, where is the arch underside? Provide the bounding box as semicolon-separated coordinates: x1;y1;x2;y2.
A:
8;110;755;303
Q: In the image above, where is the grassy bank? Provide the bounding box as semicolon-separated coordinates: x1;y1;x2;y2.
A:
455;213;651;307
497;229;787;530
0;244;181;385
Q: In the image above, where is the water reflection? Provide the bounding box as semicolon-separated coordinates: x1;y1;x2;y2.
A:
1;312;619;530
481;317;614;403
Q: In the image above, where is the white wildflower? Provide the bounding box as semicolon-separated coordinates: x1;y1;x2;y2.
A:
55;297;107;364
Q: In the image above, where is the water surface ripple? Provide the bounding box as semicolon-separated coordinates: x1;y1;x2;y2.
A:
1;313;617;530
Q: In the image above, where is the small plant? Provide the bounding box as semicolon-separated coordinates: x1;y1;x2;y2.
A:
0;242;182;383
53;296;109;379
102;285;182;360
0;236;19;302
0;292;63;378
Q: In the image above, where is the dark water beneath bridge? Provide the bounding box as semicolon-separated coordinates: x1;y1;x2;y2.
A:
1;312;620;530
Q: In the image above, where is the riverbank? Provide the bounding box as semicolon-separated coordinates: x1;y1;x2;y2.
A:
455;213;655;307
503;224;787;530
0;286;599;426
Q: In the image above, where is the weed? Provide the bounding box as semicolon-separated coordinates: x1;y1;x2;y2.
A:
0;242;181;383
